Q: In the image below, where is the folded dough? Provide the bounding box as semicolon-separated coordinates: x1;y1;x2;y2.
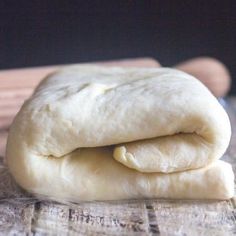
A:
6;66;234;201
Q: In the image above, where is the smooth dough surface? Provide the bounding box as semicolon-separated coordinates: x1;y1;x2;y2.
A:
6;65;234;201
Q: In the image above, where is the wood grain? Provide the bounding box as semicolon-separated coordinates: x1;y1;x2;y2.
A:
0;59;235;235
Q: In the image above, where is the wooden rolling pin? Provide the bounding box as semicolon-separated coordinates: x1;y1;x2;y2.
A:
174;57;231;97
0;57;230;97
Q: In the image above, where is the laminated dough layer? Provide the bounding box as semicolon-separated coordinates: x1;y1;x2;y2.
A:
6;66;234;201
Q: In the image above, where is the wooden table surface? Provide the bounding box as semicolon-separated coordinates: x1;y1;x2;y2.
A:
0;60;235;235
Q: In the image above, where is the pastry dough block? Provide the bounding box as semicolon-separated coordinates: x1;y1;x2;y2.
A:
6;66;234;201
